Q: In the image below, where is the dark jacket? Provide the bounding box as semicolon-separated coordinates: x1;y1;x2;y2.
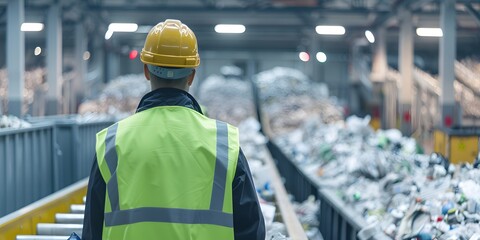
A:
82;88;266;240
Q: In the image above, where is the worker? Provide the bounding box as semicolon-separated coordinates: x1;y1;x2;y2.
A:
82;19;265;239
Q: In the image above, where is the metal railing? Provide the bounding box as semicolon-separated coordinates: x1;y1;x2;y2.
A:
0;124;55;217
53;120;113;190
317;188;364;240
0;118;114;217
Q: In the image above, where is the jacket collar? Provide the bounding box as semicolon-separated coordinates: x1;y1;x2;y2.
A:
136;88;203;115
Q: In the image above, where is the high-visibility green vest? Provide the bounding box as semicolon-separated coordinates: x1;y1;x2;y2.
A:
95;106;239;239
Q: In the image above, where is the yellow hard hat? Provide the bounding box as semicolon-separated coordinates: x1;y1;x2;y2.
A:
140;19;200;68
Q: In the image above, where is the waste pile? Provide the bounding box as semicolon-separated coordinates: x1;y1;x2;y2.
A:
239;117;322;240
199;65;324;238
255;67;343;137
454;80;480;118
458;58;480;118
453;61;480;118
79;74;149;118
397;65;480;120
198;66;256;126
0;68;47;115
292;196;322;240
73;113;115;123
0;115;32;129
274;115;480;239
458;58;480;91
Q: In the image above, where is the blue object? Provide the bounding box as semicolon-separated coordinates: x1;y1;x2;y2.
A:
415;232;432;240
67;232;81;240
442;202;454;215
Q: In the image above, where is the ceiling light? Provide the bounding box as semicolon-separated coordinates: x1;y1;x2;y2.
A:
105;30;113;40
316;52;327;63
299;52;310;62
21;23;44;32
416;28;443;37
315;25;345;35
108;23;138;32
214;24;246;34
365;30;375;43
34;47;41;56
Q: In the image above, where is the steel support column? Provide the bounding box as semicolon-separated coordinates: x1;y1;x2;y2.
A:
46;3;62;115
6;0;25;116
371;27;389;129
371;27;388;83
440;0;460;127
73;22;87;113
398;9;414;135
106;39;120;82
308;33;320;82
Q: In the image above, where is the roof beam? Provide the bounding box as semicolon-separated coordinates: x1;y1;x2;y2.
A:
465;3;480;27
197;0;216;8
370;0;436;28
85;4;387;14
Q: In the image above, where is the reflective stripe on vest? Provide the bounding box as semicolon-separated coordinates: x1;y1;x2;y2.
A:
101;120;232;228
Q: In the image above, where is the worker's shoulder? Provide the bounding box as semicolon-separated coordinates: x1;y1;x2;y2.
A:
96;114;136;135
209;117;239;130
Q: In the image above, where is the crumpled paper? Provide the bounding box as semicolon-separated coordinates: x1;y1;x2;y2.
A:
198;70;255;126
274;115;480;239
0;115;32;129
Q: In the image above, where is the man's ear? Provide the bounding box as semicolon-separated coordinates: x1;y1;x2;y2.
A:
144;64;151;81
187;69;196;86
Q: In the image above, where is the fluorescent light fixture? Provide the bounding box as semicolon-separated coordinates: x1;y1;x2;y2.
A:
108;23;138;32
299;52;310;62
136;25;153;33
365;30;375;43
316;52;327;63
105;30;113;40
416;28;443;37
214;24;246;34
21;23;44;32
105;23;138;40
34;47;41;56
315;25;345;35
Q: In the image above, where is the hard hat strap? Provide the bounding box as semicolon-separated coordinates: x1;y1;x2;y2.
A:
147;65;194;80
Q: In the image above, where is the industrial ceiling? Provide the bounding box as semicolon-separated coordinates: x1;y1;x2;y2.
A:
0;0;479;54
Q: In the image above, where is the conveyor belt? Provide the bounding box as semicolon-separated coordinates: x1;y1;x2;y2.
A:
14;198;86;240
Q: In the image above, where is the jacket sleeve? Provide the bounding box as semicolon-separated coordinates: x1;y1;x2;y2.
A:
233;149;266;240
82;154;105;240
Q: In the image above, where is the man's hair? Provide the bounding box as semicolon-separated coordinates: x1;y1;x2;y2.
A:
148;66;190;87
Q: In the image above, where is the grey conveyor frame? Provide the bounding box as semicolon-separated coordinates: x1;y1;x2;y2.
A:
267;141;365;240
